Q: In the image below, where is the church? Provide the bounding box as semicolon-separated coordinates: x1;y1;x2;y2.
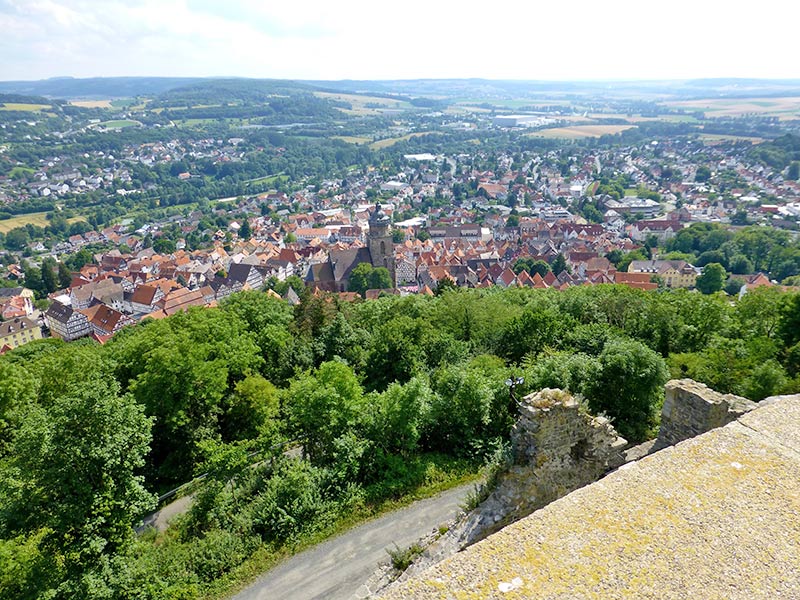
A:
305;203;395;292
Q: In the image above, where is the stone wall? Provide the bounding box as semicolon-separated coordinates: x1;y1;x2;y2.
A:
483;388;628;532
656;379;757;448
390;388;627;588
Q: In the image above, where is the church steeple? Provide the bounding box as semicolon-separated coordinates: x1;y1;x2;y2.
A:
368;202;395;286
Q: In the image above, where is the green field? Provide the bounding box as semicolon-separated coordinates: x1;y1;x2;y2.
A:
333;135;372;144
97;119;141;129
316;92;413;115
8;166;35;178
370;132;433;149
0;212;87;234
245;174;289;187
0;103;51;111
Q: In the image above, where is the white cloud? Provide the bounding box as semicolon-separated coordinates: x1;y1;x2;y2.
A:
0;0;797;81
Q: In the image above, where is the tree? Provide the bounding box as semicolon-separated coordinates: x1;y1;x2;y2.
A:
367;376;432;456
348;262;373;297
57;262;72;289
284;361;365;464
725;277;745;296
107;308;263;484
729;254;753;275
153;237;176;254
21;264;43;298
238;218;251;239
787;161;800;181
551;253;569;275
730;210;749;226
696;263;726;294
0;378;155;593
695;165;712;182
4;228;29;251
369;266;392;290
696;250;727;269
40;258;58;295
584;339;668;441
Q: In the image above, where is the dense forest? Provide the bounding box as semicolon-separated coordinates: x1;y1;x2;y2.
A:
1;283;799;598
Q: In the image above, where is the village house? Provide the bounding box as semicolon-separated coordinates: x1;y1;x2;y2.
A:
0;316;42;353
45;301;92;341
628;260;699;288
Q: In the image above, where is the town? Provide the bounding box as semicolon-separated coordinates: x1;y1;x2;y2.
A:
1;81;799;351
2;2;800;594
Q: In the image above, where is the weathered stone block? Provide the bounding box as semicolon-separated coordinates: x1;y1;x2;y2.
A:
658;379;757;448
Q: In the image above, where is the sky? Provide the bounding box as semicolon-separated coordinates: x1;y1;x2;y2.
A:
1;0;799;82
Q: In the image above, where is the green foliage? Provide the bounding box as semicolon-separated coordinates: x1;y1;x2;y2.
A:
387;542;424;572
512;257;551;277
0;378;155;595
583;339;668;441
499;303;573;363
367;377;432;456
695;165;712;182
348;263;393;297
285;361;365;464
107;308;263;484
696;263;727;294
1;283;799;598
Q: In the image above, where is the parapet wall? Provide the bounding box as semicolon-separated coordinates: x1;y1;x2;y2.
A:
391;388;627;587
657;379;757;448
491;388;628;529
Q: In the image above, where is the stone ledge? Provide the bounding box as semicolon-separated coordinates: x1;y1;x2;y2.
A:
383;396;800;600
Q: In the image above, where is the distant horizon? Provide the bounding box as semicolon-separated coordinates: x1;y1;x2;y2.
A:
4;75;800;85
2;1;798;82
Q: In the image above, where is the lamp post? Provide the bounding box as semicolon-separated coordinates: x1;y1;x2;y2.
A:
505;376;525;412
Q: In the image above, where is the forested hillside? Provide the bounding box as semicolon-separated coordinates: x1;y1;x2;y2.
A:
1;284;799;598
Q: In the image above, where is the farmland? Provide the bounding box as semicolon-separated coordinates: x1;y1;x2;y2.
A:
529;125;637;139
69;100;113;108
665;96;800;120
315;92;412;115
370;132;434;149
0;212;86;234
0;103;50;111
333;135;372;144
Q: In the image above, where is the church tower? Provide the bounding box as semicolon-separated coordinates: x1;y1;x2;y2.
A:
367;202;395;286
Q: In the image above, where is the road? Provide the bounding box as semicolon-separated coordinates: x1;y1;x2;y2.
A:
137;493;194;533
231;483;474;600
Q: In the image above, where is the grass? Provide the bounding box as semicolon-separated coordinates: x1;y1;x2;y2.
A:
315;92;412;115
333;135;372;145
664;96;800;119
0;103;50;111
97;119;141;129
370;132;433;149
0;212;86;234
176;118;222;127
588;113;699;124
245;174;289;187
528;125;637;139
8;166;35;178
196;454;482;599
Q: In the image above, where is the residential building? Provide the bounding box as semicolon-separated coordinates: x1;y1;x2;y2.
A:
45;301;91;341
0;316;42;352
